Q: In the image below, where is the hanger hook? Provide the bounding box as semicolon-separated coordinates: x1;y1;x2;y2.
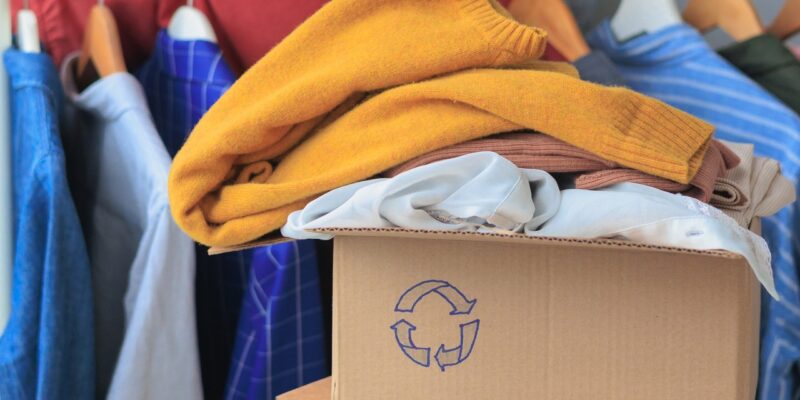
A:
98;0;104;6
23;0;29;10
188;0;194;7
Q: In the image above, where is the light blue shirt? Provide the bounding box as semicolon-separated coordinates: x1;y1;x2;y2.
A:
60;54;201;400
0;49;94;400
589;21;800;400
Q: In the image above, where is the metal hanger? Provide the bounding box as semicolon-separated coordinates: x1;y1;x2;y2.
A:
167;0;217;43
17;0;40;53
76;0;126;89
683;0;763;42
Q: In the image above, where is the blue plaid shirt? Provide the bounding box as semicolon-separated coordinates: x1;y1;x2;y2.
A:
589;22;800;400
137;31;327;400
226;241;327;400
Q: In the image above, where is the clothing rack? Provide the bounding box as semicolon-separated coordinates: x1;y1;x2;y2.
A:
0;0;12;335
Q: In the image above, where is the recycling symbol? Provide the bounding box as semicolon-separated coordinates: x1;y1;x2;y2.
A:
390;280;480;371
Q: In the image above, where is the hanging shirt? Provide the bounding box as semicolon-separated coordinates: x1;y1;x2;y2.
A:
718;33;800;115
13;0;514;74
573;50;625;86
137;29;247;399
136;30;328;400
0;49;94;400
588;22;800;400
59;54;201;400
227;241;327;400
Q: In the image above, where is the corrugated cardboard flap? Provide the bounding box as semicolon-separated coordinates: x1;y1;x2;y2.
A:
210;227;744;260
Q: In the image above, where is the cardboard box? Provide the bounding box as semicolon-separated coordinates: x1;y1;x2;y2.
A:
329;228;761;400
277;377;331;400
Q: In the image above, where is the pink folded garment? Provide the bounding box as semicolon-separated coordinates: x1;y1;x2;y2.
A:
384;132;739;203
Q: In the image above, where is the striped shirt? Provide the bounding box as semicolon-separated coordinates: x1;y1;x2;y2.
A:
137;31;327;400
589;22;800;400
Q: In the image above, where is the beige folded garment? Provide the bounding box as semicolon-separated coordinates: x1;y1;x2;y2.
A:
711;179;749;210
717;141;796;227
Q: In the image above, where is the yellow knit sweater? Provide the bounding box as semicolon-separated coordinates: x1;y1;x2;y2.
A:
169;0;714;247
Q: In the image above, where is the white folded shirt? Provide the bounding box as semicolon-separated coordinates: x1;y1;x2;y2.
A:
282;152;561;239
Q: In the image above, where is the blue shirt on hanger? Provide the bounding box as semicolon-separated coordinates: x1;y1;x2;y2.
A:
589;21;800;400
137;30;328;400
137;29;251;399
0;49;94;400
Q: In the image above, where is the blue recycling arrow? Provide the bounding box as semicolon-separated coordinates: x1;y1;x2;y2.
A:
391;319;430;367
434;320;480;371
395;280;477;315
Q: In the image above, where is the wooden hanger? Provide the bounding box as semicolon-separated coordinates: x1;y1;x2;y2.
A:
76;3;126;89
683;0;763;42
507;0;589;62
768;0;800;40
167;0;217;43
611;0;682;42
17;0;40;53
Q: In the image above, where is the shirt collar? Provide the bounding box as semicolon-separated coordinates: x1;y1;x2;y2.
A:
588;20;712;66
151;30;236;85
60;52;151;121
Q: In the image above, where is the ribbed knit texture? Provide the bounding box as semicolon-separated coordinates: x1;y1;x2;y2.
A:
717;141;796;227
168;0;715;247
576;140;738;201
387;133;737;202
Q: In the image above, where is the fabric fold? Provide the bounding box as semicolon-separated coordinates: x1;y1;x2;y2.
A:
716;141;796;227
282;152;560;240
283;153;777;298
387;132;735;202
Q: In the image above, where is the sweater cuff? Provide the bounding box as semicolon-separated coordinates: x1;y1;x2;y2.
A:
602;89;715;183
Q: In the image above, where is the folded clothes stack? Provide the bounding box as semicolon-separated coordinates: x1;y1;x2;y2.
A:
168;0;793;310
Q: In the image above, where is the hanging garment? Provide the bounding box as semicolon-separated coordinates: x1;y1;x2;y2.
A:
282;152;777;297
0;49;94;400
573;50;625;86
716;141;796;228
137;30;237;157
136;30;248;400
12;0;515;74
719;34;800;115
282;152;561;240
168;0;716;248
227;241;327;400
385;132;739;203
587;21;800;400
157;0;513;73
60;55;201;400
9;0;158;69
542;43;568;61
136;30;327;400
